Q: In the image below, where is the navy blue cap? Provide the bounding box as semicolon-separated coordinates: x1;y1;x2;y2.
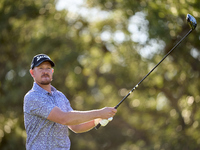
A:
31;54;55;69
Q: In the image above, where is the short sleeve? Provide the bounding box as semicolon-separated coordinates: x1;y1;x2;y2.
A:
57;91;73;112
24;93;55;119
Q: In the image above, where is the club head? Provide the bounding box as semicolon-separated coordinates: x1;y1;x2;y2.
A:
186;14;197;30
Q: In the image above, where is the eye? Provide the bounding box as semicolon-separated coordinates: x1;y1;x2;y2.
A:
38;67;43;71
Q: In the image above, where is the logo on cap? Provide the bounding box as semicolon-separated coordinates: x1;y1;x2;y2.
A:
36;55;50;62
31;54;55;69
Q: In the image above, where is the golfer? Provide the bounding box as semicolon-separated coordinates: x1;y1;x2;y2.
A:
23;54;117;149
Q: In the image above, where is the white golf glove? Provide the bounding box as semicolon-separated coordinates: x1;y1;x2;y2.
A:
99;117;113;126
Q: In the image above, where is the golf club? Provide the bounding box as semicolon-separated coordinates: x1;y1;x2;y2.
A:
95;14;197;130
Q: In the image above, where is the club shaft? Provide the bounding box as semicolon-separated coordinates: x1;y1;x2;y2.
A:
95;29;193;130
115;29;193;108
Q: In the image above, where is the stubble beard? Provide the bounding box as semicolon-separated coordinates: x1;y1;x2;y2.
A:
40;80;51;85
39;74;53;85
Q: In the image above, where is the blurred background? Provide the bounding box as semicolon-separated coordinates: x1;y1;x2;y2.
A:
0;0;200;149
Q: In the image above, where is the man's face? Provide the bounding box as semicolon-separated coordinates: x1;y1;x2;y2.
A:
30;61;54;85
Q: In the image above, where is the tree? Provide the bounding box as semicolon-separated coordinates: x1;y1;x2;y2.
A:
0;0;200;149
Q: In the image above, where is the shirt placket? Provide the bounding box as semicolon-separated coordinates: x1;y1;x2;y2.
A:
48;92;58;106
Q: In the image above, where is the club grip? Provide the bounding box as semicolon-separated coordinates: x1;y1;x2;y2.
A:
95;123;101;130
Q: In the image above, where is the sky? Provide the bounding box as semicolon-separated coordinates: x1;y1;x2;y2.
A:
56;0;109;22
56;0;84;11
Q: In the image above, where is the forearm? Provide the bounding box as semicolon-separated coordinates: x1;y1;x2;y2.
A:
63;110;100;125
47;106;117;126
47;107;101;126
68;120;96;133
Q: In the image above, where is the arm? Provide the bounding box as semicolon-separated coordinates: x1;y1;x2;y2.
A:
47;106;116;126
68;120;97;133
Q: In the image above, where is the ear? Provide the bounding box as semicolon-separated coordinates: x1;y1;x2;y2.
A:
29;69;34;77
52;68;54;73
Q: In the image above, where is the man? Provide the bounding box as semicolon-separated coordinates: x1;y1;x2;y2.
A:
23;54;117;150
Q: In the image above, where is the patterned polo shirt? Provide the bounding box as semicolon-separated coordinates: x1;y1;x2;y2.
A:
24;82;73;150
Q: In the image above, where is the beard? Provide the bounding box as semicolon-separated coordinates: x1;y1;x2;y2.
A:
39;74;52;85
39;80;51;85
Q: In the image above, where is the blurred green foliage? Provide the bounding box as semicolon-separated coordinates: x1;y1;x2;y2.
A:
0;0;200;149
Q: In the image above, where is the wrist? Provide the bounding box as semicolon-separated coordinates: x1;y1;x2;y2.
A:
94;118;101;126
94;120;97;126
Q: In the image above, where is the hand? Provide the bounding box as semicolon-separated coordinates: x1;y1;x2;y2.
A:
99;107;117;119
100;117;113;126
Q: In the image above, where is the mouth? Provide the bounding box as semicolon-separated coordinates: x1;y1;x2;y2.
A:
41;74;50;78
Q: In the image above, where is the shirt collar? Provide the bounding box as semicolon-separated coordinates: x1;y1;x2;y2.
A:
32;82;56;94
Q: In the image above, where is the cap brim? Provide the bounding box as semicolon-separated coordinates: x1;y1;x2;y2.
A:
34;59;55;68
